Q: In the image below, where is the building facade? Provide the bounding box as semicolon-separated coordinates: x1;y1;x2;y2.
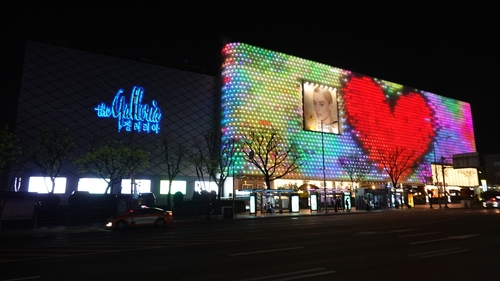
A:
9;41;478;207
220;43;476;187
11;41;220;204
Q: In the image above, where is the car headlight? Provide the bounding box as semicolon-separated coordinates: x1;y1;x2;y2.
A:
106;222;114;227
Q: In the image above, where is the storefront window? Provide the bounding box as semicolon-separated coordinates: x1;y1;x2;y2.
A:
28;177;66;194
160;180;186;195
121;179;151;194
78;178;108;193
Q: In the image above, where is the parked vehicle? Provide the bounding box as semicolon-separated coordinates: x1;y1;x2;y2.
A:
138;192;156;206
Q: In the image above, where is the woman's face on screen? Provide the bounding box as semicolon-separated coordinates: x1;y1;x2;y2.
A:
313;91;332;122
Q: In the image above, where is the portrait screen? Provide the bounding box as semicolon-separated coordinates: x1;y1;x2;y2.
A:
303;82;340;134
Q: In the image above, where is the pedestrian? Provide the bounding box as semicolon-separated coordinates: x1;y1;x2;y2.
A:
266;202;275;214
345;198;350;212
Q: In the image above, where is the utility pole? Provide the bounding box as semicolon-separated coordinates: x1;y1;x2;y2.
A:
441;156;449;208
433;142;441;209
321;121;327;213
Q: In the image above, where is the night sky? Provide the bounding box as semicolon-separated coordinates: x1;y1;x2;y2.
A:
3;2;500;158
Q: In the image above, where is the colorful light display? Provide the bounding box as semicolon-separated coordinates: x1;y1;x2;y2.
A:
221;42;476;183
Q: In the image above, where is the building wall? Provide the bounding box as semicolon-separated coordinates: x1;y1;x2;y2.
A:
484;154;500;187
12;41;219;198
220;42;476;185
10;41;479;202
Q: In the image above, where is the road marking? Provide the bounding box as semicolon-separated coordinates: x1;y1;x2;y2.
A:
1;277;41;280
353;231;378;236
354;229;416;236
410;248;471;258
229;247;304;256
238;268;335;281
410;234;479;245
272;270;336;281
399;232;441;238
390;229;416;233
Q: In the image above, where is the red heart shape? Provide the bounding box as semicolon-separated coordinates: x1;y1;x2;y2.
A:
343;77;435;174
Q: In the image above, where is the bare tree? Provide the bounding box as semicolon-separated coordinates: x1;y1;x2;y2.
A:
188;131;238;198
26;127;75;193
74;140;149;194
0;125;22;229
458;169;476;187
0;125;21;181
189;138;210;193
203;131;238;200
240;127;301;190
338;154;373;191
376;146;419;208
158;138;185;210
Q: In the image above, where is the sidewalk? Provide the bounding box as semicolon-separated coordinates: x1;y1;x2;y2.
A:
0;203;470;235
174;202;468;222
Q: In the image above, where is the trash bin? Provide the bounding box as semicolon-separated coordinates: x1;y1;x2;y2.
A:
222;206;233;219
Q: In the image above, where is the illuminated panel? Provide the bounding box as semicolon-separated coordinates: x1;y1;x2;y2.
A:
343;76;434;177
121;179;151;194
160;180;187;195
220;43;476;183
95;86;162;134
28;177;66;194
303;82;340;134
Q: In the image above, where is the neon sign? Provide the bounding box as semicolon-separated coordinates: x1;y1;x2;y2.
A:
95;86;162;134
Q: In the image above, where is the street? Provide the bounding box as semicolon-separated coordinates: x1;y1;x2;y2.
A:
1;208;499;280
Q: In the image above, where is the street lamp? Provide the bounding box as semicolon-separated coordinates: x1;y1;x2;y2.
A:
371;185;375;210
233;138;241;219
321;121;327;213
441;156;449;209
432;136;450;209
432;141;441;209
428;187;433;209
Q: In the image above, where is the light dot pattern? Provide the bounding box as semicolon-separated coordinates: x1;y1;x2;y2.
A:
221;43;476;184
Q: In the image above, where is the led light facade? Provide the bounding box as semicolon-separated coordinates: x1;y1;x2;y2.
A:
221;43;476;184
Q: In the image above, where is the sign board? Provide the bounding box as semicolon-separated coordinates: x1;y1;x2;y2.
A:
291;193;300;213
310;193;318;211
249;193;256;214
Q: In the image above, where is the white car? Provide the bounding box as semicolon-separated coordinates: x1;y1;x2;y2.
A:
483;198;499;208
105;207;173;229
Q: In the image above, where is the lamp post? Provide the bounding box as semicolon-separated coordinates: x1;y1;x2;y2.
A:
441;156;449;209
428;187;433;209
371;185;375;211
232;138;240;219
232;156;235;219
432;136;450;209
321;121;327;213
432;141;441;209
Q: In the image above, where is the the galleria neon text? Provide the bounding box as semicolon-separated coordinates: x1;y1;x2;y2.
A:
95;86;162;134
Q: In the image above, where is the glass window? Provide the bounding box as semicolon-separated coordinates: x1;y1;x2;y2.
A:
160;180;186;195
28;177;66;194
121;179;151;194
78;178;108;193
195;181;218;193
